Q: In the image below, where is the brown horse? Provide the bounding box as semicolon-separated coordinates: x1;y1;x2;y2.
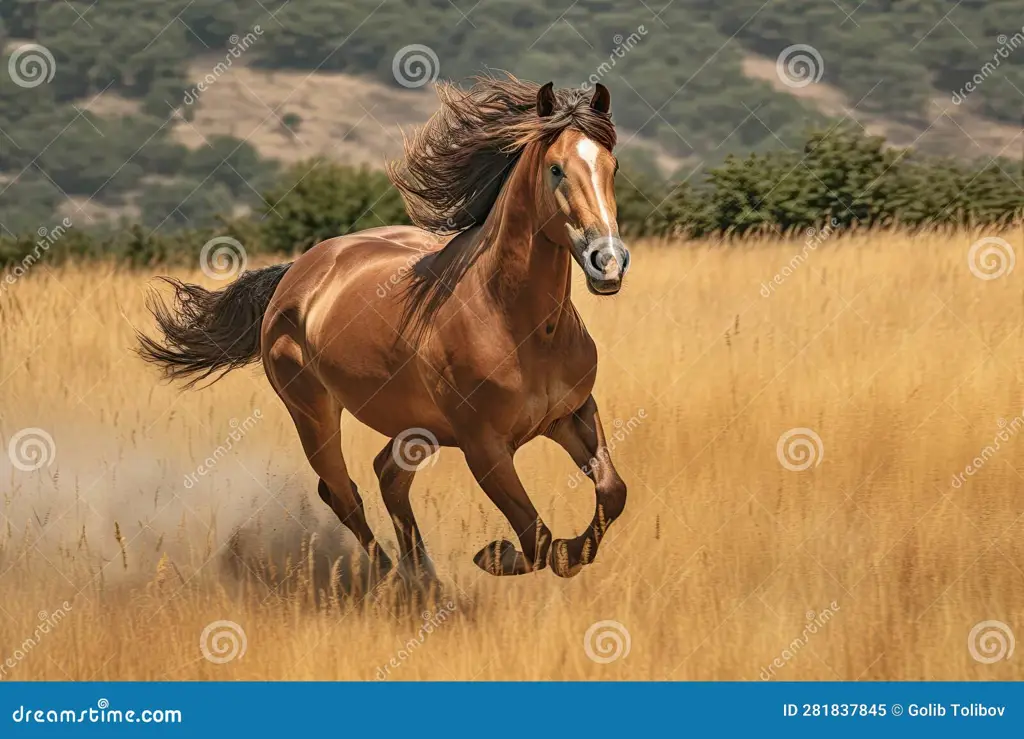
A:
138;76;630;582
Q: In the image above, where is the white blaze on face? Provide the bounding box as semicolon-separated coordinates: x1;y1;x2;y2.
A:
575;137;613;237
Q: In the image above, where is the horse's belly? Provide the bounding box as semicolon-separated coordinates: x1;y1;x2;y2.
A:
316;354;455;443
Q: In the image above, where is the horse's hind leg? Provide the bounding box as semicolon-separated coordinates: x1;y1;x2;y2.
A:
293;403;393;580
267;347;392;579
545;395;627;577
373;439;436;584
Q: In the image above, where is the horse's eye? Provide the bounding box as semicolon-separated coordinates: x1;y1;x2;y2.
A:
549;164;564;179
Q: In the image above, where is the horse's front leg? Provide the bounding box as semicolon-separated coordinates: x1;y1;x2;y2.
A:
460;434;553;576
545;395;627;577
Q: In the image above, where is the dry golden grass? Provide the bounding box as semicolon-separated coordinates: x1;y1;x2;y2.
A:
2;229;1024;681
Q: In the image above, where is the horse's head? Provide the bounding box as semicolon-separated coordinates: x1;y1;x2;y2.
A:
535;82;630;295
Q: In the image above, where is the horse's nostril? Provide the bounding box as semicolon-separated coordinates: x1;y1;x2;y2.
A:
588;249;605;274
620;249;631;274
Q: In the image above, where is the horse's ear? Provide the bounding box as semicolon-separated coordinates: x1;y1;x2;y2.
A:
590;83;611;115
537;82;556;118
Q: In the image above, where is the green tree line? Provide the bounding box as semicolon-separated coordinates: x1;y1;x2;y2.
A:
2;128;1022;271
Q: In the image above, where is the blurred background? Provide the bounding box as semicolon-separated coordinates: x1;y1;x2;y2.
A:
0;0;1022;254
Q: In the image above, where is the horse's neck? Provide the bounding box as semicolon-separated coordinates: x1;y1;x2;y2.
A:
482;155;572;335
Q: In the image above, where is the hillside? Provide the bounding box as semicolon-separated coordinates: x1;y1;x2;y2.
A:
741;54;1024;162
162;62;687;171
2;0;1023;235
172;65;437;169
171;56;1022;171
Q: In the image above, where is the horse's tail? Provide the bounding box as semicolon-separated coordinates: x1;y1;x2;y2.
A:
136;263;292;387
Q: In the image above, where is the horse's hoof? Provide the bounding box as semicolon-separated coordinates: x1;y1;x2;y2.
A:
549;539;584;578
473;539;521;575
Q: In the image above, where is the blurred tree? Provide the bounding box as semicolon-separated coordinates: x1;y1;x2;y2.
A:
261;160;410;252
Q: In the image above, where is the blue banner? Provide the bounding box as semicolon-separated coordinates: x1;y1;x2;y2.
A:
0;682;1019;737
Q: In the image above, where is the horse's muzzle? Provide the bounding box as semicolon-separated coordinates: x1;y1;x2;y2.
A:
581;236;630;295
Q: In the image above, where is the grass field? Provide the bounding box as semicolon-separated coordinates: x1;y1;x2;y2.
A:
1;229;1023;681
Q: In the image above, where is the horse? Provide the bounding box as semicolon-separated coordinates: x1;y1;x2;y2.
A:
137;76;631;583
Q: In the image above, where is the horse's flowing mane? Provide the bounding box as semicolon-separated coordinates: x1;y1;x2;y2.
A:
389;74;616;337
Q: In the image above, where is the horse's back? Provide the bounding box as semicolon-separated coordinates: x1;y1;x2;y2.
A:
329;225;443;254
268;224;440;312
